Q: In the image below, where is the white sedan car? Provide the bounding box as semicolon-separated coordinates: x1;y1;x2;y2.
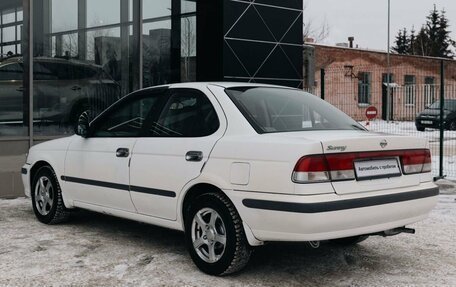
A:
22;82;438;275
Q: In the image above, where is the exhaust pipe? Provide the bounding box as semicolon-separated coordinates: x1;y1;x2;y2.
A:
372;226;415;237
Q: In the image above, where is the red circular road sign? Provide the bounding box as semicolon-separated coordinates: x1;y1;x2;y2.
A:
365;106;378;120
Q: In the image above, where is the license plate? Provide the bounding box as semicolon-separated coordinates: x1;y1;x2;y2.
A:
421;120;433;125
354;158;401;181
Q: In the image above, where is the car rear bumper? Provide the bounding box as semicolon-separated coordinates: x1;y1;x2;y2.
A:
226;182;439;242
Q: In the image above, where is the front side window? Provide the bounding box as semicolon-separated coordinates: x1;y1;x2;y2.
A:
225;87;365;134
92;91;165;137
150;89;219;137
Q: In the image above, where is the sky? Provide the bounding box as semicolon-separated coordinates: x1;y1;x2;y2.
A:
305;0;456;51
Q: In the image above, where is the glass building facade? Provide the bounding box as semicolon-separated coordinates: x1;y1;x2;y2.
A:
0;0;302;197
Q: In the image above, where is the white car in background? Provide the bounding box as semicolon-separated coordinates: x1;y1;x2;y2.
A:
22;83;439;275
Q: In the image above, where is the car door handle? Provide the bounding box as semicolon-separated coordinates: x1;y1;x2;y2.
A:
16;86;24;92
185;151;203;162
116;148;129;158
71;85;82;91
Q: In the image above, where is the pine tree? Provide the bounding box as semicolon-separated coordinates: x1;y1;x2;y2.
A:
392;29;404;54
408;27;416;55
426;4;440;56
414;26;431;56
392;5;455;58
392;28;410;54
436;9;456;58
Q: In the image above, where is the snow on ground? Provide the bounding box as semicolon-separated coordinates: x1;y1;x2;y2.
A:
362;120;456;179
0;183;455;287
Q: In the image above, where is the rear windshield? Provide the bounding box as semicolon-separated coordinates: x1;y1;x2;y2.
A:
225;87;365;134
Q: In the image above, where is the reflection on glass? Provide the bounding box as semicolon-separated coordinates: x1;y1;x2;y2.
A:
52;33;79;58
0;57;26;136
2;9;16;25
34;0;131;136
2;26;16;43
2;0;198;138
181;16;196;82
51;0;77;33
87;0;120;28
32;57;121;136
0;1;25;137
17;25;22;42
181;0;196;14
86;28;120;62
143;21;172;87
17;9;23;22
143;0;171;19
2;45;16;56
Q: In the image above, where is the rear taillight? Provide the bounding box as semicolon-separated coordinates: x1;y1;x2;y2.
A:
401;149;432;174
292;155;330;183
292;149;431;183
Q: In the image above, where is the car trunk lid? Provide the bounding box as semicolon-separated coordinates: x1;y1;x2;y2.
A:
279;130;428;195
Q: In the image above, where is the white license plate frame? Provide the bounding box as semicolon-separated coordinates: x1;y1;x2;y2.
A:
354;158;402;181
421;120;433;125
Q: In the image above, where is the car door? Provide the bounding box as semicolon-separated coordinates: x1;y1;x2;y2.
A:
129;87;226;220
64;89;168;211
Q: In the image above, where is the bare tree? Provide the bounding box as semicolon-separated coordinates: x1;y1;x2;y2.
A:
56;17;114;61
181;17;196;82
303;2;330;43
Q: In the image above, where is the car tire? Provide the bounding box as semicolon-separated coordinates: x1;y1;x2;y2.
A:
330;235;369;246
31;166;70;224
416;126;425;132
184;192;251;276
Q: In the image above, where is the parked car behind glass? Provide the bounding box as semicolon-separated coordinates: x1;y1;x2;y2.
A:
415;99;456;131
0;56;120;132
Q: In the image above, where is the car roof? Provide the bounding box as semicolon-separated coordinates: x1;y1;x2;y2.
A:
166;82;298;90
0;56;103;69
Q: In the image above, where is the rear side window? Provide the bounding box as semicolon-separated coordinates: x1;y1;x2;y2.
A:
150;89;219;137
225;87;365;133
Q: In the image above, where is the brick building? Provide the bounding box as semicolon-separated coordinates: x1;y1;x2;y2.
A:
304;43;456;121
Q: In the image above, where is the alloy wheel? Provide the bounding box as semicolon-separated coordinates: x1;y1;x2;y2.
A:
34;176;54;216
191;207;227;263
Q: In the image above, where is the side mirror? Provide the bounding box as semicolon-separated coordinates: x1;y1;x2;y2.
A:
75;111;92;138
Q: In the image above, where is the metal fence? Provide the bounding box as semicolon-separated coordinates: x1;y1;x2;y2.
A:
310;60;456;179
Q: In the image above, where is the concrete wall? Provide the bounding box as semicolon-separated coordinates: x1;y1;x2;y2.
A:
0;140;28;198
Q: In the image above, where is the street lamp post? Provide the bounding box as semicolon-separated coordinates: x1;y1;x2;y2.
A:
386;0;391;122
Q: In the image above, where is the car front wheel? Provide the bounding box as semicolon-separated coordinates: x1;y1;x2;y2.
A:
31;166;70;224
416;126;425;132
185;192;251;275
